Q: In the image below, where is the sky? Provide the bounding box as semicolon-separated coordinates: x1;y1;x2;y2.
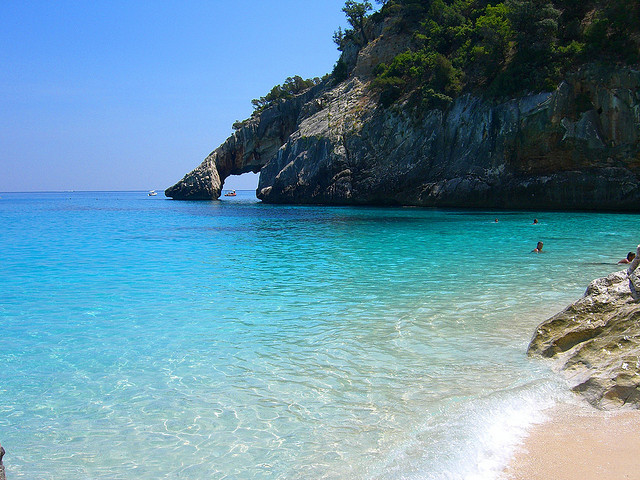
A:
0;1;357;192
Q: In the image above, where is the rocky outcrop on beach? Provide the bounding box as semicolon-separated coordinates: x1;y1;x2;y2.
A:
528;247;640;409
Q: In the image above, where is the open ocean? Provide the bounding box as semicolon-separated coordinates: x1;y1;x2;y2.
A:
1;190;638;479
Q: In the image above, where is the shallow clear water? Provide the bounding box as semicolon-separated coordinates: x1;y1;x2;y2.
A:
1;191;638;479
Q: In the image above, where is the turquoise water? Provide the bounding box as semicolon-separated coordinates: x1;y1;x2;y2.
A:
1;191;638;479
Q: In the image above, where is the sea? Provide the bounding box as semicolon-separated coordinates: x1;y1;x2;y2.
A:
1;190;638;480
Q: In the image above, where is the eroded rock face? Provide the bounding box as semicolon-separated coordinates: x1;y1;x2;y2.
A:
166;30;640;208
257;66;640;209
165;84;326;200
528;249;640;409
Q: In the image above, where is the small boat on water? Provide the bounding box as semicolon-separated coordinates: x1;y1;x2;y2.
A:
148;190;157;196
224;190;237;197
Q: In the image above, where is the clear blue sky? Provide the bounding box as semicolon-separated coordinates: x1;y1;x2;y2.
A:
0;1;356;192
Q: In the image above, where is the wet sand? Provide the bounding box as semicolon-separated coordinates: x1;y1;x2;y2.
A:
504;403;640;480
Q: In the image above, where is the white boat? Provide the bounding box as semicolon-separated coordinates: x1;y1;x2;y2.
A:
148;190;157;196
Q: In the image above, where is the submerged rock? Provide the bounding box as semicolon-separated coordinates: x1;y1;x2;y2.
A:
528;246;640;409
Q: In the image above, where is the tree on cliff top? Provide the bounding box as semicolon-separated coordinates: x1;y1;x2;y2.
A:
233;75;323;129
244;76;323;118
343;1;373;45
334;1;373;49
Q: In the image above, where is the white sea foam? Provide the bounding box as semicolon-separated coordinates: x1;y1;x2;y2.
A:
448;385;565;480
368;379;571;480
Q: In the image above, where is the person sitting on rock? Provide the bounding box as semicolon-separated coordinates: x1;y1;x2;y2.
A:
618;252;636;264
628;245;640;301
628;245;640;275
532;241;543;253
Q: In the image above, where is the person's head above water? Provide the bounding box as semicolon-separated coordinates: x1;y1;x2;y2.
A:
619;251;636;264
532;241;543;253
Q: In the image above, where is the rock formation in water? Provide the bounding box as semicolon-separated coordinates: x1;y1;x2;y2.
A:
528;245;640;409
165;84;325;200
166;6;640;210
166;65;640;208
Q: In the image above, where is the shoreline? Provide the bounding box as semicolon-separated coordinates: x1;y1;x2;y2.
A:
503;402;640;480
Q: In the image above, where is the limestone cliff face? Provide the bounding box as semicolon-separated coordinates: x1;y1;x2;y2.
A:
256;65;640;209
166;29;640;208
528;253;640;410
165;84;326;200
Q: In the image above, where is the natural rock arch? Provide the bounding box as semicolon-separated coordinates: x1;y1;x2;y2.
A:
165;84;325;200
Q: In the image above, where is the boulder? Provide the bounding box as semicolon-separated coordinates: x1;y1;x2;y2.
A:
528;246;640;409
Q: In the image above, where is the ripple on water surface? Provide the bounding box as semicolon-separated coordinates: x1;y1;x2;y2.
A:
0;192;637;479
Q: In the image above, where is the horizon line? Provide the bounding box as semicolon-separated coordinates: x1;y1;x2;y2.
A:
0;189;258;194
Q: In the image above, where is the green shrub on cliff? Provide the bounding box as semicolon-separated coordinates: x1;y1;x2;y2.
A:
582;0;640;63
332;58;349;83
251;76;323;113
343;1;373;46
372;75;406;106
333;1;374;50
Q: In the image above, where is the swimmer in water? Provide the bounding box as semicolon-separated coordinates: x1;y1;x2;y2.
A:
618;252;636;264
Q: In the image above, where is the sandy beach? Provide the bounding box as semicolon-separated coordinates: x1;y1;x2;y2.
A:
504;402;640;480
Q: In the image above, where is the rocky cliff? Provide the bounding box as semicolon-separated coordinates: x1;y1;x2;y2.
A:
166;24;640;209
164;84;325;200
528;245;640;409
